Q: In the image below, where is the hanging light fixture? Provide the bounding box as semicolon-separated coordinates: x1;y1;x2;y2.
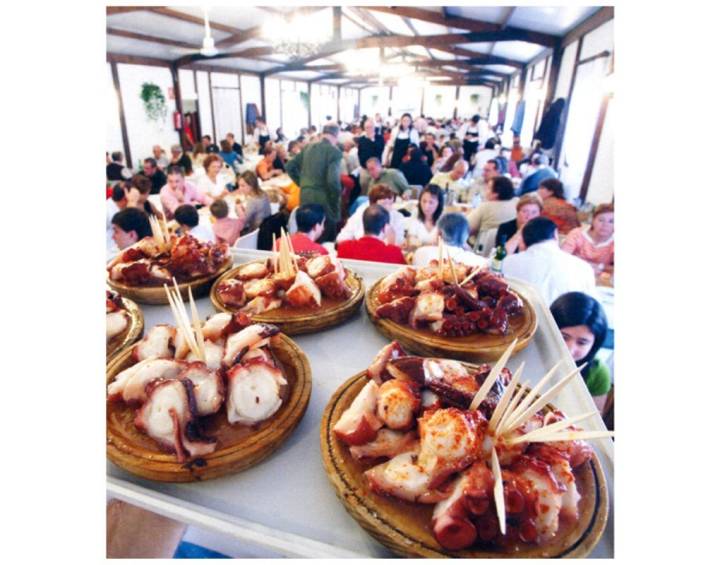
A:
262;12;331;60
200;7;218;57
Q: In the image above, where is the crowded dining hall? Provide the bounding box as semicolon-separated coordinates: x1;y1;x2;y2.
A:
105;4;615;558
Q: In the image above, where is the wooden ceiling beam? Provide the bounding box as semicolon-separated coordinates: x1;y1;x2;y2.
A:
107;27;197;50
174;46;276;68
147;7;242;35
106;7;155;16
107;52;171;68
355;30;555;50
360;6;559;47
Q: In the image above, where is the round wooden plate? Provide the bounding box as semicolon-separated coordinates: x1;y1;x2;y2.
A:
321;371;609;558
107;256;233;305
106;295;144;364
209;259;365;335
365;277;538;362
107;333;312;482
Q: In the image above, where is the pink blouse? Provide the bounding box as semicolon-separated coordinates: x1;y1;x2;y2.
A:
561;227;614;270
212;217;244;246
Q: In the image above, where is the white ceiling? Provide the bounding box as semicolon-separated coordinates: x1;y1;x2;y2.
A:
107;6;606;83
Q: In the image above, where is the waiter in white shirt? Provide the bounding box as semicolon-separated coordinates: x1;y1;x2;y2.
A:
502;217;595;306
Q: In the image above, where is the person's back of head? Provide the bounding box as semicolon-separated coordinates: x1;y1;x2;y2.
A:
484;139;497;150
220;139;232;153
175;204;199;228
111;151;123;163
522;216;558;248
437;213;469;248
112;207;151;239
296;203;325;234
112;184;127;203
323;123;340;138
363;204;390;237
210;199;229;220
131;174;152;195
539;178;564;199
532;153;548;165
368;183;394;204
491;176;515;201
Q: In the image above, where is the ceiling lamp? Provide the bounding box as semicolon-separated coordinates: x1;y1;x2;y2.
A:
263;13;331;60
200;7;218;57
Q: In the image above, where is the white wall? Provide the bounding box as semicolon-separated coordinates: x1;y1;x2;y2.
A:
281;80;309;139
555;40;579;101
195;71;213;140
360;86;391;119
311;83;338;127
585;96;614;205
264;78;281;134
211;72;242;144
423;85;457;120
339;87;358;124
457;86;493;119
390;85;423;118
580;19;614;60
117;63;179;169
240;74;263;125
106;63;125;159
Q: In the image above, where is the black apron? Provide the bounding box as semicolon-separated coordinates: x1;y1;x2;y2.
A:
258;133;271;150
391;135;411;169
463;125;480;164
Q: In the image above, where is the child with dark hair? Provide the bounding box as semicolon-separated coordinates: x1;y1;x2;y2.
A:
550;292;611;411
211;198;246;246
273;204;328;256
111;208;152;250
175;204;215;243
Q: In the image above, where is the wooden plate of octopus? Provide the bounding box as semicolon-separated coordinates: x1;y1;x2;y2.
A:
106;314;312;482
320;343;609;558
366;264;537;362
209;255;365;336
106;233;234;305
106;289;144;363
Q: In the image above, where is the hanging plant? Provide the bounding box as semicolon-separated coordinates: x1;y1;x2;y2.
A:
299;91;310;111
140;82;167;123
470;93;481;105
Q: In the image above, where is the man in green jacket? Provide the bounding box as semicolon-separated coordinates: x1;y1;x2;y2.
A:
286;123;343;242
365;157;411;198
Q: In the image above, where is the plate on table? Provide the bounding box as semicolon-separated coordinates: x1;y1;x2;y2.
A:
210;259;365;336
320;365;608;558
107;332;311;482
106;293;144;363
365;275;537;363
107;256;233;305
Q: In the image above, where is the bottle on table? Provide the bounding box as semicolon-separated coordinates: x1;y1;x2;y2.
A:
491;234;508;275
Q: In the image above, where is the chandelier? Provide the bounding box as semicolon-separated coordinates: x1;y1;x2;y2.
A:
263;14;331;60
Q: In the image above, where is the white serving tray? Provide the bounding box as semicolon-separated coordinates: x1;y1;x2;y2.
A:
107;249;614;558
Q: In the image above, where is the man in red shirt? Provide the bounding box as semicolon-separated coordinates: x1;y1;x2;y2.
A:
337;205;406;264
273;204;328;256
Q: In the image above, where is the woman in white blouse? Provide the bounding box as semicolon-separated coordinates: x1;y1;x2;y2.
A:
405;184;444;249
196;154;233;199
384;113;420;169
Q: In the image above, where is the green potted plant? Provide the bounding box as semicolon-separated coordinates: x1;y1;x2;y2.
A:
140;82;167;122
